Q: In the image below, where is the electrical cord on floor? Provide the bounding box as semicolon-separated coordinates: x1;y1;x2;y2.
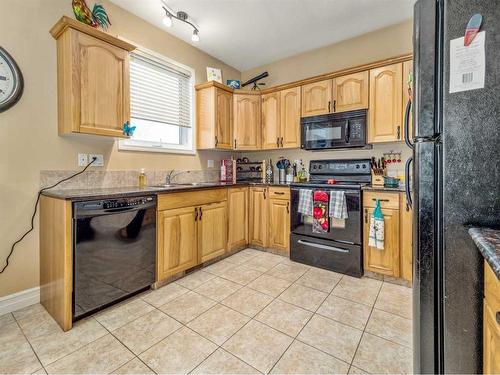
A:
0;157;97;274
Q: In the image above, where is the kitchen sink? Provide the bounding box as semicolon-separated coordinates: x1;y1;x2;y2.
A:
150;182;220;188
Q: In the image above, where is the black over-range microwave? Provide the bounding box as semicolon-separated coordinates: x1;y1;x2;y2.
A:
300;109;367;150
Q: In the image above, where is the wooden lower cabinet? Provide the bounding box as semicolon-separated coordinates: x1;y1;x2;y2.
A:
268;198;290;254
156;206;198;280
363;206;400;277
400;195;413;282
198;202;228;263
227;187;248;251
249;187;268;247
484;261;500;374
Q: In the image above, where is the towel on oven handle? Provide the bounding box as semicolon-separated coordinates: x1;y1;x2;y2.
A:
313;190;329;233
298;189;313;216
329;190;348;219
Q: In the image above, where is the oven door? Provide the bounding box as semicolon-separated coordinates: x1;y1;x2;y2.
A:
301;117;348;150
290;188;362;245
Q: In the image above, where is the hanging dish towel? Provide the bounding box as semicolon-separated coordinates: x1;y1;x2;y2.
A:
329;190;348;219
368;199;385;249
313;190;329;233
298;189;313;215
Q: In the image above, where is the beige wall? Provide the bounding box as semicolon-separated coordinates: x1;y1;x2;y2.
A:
0;0;240;297
241;20;412;87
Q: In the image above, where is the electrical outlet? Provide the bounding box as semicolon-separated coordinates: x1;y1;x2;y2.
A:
78;153;88;167
207;159;214;168
88;154;104;167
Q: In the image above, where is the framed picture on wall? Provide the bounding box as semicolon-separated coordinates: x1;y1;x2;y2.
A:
206;67;222;83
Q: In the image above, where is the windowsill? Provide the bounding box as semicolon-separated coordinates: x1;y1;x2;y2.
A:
118;141;196;155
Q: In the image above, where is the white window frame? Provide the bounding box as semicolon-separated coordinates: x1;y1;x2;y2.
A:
119;46;196;155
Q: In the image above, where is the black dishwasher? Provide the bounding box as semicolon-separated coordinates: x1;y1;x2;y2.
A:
73;195;156;320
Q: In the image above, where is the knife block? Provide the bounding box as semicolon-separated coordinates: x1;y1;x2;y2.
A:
371;171;385;186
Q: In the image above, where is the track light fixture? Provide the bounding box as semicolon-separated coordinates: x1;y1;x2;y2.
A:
162;6;200;42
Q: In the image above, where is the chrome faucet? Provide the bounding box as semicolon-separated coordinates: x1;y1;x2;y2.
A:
166;170;185;185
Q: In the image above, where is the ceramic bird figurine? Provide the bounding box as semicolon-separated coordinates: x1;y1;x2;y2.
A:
72;0;111;30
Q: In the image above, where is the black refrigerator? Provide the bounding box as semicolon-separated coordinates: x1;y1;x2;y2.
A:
410;0;500;374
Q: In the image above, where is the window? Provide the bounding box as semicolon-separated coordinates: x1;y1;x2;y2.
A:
119;49;195;153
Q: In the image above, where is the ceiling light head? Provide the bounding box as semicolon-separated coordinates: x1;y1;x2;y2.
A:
191;29;200;42
162;12;173;27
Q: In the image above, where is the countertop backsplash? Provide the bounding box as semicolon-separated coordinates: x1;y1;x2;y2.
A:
40;169;220;190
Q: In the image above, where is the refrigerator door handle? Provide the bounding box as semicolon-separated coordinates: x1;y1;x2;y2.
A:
405;157;413;209
404;99;413;149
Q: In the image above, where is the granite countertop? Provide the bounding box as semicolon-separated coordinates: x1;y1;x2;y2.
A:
362;184;407;192
469;227;500;280
42;182;291;201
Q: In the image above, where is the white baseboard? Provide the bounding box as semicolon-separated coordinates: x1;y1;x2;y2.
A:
0;287;40;316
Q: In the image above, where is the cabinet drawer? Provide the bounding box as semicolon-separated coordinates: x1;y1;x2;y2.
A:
157;188;227;210
268;187;290;200
485;261;500;313
363;191;400;210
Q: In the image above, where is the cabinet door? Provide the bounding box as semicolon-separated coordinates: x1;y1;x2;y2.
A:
268;198;290;254
261;92;280;150
157;206;198;281
400;194;413;282
280;87;301;149
227;187;248;251
198;202;227;263
234;94;261;150
301;79;333;117
483;299;500;374
363;207;400;277
402;60;413;142
215;89;233;149
77;32;130;137
368;63;403;143
332;71;369;112
249;187;268;247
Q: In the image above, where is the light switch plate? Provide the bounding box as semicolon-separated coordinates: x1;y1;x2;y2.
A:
78;153;88;167
207;159;214;168
88;154;104;167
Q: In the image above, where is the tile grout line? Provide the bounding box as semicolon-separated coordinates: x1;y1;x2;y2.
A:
12;316;47;374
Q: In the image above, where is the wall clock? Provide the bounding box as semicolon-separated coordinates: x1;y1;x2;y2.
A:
0;47;24;113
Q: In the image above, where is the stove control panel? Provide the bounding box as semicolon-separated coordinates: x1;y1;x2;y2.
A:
310;159;371;175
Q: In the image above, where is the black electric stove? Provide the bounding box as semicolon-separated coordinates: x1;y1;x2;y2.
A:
290;159;371;277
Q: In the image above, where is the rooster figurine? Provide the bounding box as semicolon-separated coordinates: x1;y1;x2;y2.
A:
72;0;111;30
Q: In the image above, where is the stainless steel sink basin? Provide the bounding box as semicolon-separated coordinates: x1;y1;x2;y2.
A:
149;182;220;189
149;183;191;188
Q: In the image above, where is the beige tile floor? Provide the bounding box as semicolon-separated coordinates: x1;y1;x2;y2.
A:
0;248;413;374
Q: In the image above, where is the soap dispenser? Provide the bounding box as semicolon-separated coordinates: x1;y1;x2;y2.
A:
138;168;147;188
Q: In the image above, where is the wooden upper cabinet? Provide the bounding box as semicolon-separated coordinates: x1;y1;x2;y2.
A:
227;187;248;251
368;63;403;143
196;83;233;150
50;17;135;138
402;60;413;142
157;206;198;281
301;79;333;117
332;71;369;112
261;92;280;149
198;202;227;263
234;93;261;150
280;87;301;148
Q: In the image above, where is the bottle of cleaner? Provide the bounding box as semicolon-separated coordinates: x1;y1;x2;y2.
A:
138;168;147;188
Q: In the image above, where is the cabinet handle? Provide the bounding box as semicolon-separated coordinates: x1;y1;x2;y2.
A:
263;189;266;199
199;207;203;220
274;192;285;195
286;202;289;213
496;311;500;325
234;139;237;149
372;198;390;202
277;137;280;148
194;207;198;221
333;100;336;112
280;137;284;147
214;136;218;147
328;101;331;113
397;126;401;140
364;208;368;224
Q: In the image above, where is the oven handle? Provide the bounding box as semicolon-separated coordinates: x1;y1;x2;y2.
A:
297;239;350;253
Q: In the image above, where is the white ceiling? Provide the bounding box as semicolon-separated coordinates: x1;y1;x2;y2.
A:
111;0;415;71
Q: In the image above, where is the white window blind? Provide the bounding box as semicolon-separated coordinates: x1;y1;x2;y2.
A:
130;52;192;129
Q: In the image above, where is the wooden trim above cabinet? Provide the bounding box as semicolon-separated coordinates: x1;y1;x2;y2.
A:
50;16;136;51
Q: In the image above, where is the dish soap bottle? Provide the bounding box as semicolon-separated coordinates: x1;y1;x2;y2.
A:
138;168;147;188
